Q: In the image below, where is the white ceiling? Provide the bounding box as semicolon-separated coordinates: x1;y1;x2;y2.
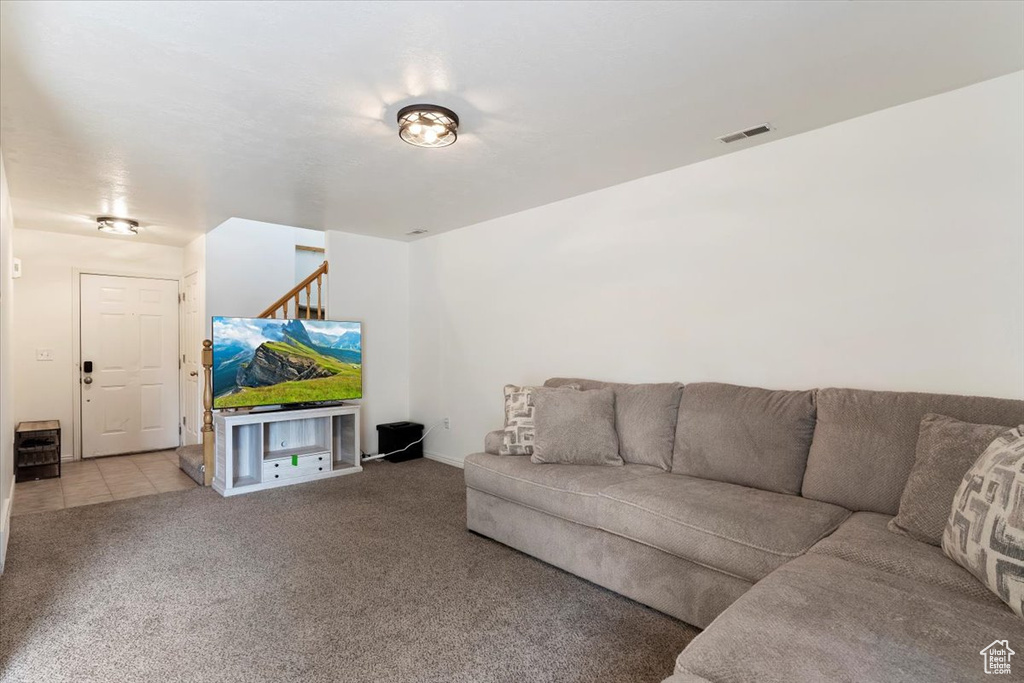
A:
1;1;1022;246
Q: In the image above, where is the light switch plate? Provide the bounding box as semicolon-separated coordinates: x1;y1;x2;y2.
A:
35;348;54;361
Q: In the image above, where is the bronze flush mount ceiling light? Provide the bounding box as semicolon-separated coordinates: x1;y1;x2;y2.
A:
397;104;459;148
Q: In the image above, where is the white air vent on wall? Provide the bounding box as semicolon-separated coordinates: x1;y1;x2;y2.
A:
717;124;773;144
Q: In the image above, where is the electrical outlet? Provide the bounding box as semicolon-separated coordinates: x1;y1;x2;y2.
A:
35;348;54;362
443;417;451;430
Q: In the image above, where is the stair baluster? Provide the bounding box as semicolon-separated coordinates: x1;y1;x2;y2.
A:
258;260;328;321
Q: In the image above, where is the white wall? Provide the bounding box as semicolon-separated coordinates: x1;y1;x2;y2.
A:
12;230;183;457
409;72;1024;465
183;234;205;307
294;227;325;251
294;228;326;302
205;219;326;327
0;152;15;571
204;220;409;452
204;218;301;333
326;231;409;453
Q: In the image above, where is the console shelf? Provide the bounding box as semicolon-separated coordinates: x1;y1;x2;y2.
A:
264;444;331;461
213;404;361;497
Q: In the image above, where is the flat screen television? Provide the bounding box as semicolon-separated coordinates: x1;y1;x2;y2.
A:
211;316;362;409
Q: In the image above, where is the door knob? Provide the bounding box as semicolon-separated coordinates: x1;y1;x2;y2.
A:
189;371;198;376
83;376;93;385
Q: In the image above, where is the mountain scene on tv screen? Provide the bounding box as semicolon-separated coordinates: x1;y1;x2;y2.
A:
212;318;361;408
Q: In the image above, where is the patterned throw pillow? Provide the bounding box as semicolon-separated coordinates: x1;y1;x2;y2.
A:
942;425;1024;617
500;384;578;456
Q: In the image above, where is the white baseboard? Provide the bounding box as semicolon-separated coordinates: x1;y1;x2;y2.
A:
424;451;464;469
0;474;14;573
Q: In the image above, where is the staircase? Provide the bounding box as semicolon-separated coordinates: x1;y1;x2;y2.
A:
259;260;329;320
183;260;331;486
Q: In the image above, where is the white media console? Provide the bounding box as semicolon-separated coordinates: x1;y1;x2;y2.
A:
213;404;361;497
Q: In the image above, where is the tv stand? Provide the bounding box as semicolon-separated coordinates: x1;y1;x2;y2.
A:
213;404;361;497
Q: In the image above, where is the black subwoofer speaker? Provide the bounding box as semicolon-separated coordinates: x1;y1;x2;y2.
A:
377;421;424;462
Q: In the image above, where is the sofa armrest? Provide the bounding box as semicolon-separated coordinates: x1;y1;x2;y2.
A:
484;429;504;455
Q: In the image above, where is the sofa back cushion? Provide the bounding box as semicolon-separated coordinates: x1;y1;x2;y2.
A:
802;388;1024;514
544;378;683;470
671;382;817;495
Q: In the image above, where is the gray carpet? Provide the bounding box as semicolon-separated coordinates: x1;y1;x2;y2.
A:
0;459;697;682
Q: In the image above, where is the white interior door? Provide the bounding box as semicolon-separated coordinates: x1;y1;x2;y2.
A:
81;274;180;457
181;271;201;446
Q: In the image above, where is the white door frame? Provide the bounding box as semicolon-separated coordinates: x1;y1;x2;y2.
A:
180;268;202;446
71;267;182;461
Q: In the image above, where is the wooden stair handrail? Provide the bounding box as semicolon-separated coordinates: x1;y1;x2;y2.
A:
201;339;214;486
259;260;329;319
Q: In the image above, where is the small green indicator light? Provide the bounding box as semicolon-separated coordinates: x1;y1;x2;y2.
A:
291;455;298;466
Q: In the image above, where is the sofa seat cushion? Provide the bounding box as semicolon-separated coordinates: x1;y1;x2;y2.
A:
810;511;1004;606
597;475;849;582
673;554;1023;683
463;452;663;527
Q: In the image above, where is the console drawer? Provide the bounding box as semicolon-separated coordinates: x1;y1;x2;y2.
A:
263;452;330;482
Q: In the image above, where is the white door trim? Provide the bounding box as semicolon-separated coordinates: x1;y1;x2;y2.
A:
180;268;202;446
71;267;182;461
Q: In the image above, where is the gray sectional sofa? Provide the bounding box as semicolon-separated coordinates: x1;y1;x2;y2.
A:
464;379;1024;682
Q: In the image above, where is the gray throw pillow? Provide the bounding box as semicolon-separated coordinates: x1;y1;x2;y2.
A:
500;384;579;455
888;414;1008;546
531;387;622;466
942;425;1024;617
545;378;682;470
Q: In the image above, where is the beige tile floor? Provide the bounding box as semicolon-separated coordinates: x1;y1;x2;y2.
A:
12;450;197;516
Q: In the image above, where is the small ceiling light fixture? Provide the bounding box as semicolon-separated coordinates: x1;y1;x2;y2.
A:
97;216;140;235
397;104;459;148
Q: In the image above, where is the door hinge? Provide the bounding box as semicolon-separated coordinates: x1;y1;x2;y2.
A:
182;416;187;426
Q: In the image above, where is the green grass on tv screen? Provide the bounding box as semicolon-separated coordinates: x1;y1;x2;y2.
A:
214;369;362;409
